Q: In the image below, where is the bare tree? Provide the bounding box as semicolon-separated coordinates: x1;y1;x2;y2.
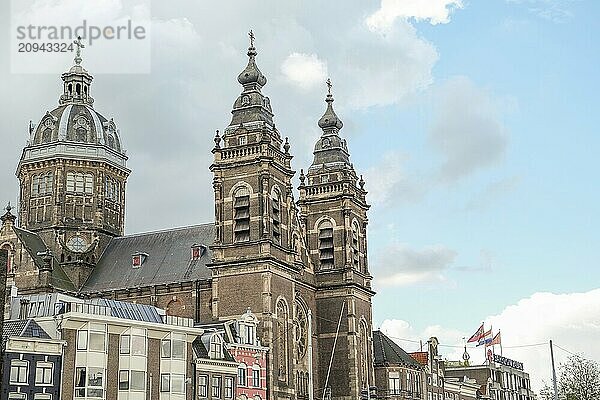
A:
558;355;600;400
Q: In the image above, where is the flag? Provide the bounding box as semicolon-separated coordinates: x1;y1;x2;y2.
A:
477;328;493;347
486;332;501;347
467;323;484;343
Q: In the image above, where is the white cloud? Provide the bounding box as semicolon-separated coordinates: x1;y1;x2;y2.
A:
0;0;446;232
380;288;600;394
372;242;457;287
281;52;328;90
507;0;575;23
366;0;463;32
430;77;509;183
364;151;425;206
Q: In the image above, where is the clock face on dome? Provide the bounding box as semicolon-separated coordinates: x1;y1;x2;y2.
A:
66;236;88;253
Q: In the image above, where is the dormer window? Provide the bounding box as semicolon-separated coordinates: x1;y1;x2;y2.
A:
209;334;224;359
132;252;148;268
320;175;329;183
191;244;206;260
239;136;247;145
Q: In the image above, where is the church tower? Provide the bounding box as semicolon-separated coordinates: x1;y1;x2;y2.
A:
298;81;375;399
210;32;315;399
15;41;129;290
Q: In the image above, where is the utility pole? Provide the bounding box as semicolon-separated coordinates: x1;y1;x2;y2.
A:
550;340;558;400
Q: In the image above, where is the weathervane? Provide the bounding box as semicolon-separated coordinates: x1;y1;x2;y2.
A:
73;36;85;65
326;78;332;95
248;29;255;47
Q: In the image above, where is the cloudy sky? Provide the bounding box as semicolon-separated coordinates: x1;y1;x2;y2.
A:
1;0;599;392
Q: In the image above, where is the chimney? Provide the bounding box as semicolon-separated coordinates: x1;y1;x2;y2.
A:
37;249;54;288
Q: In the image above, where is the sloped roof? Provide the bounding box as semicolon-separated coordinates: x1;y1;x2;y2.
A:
13;226;76;292
88;298;164;323
373;330;423;369
2;319;51;346
82;224;215;293
409;351;429;366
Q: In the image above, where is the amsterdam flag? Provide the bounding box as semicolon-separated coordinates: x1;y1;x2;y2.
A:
467;323;485;343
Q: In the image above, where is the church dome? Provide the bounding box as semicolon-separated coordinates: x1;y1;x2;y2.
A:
27;42;124;154
31;104;123;152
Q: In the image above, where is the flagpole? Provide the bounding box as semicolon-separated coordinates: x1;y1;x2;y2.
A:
499;330;503;356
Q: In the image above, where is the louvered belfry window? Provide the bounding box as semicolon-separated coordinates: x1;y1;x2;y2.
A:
352;222;360;268
318;220;334;269
234;187;250;242
272;190;281;244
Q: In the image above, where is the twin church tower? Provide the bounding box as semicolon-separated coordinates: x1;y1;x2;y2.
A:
2;32;375;399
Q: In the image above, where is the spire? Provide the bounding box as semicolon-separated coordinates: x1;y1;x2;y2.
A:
59;36;94;106
229;30;274;127
237;29;267;89
309;79;350;171
318;78;343;133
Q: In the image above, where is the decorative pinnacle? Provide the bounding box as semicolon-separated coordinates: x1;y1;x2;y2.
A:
326;78;332;95
5;202;12;212
214;129;221;148
73;36;85;65
284;137;290;154
249;29;255;48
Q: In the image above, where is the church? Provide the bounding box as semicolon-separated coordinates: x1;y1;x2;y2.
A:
1;33;375;400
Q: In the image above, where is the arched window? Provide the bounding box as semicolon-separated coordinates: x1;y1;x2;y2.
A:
209;334;223;359
238;363;247;387
1;244;12;273
233;187;250;242
66;172;93;194
76;83;81;96
252;364;260;387
276;299;289;382
271;188;281;244
352;221;360;269
358;319;369;388
76;127;87;142
294;300;308;360
165;298;183;316
31;175;39;196
318;220;334;270
42;128;52;142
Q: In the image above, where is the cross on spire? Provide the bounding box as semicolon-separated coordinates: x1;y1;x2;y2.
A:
248;29;255;48
73;36;85;65
326;78;332;95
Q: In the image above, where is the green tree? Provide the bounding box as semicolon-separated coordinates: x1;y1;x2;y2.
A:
558;355;600;400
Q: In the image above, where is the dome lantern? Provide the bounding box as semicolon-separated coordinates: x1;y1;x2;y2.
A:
59;36;94;107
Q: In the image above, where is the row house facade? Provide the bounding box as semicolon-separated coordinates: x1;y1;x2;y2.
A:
5;293;244;400
1;319;64;400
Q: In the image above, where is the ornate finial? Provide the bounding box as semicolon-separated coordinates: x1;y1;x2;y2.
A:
29;120;34;135
299;169;306;185
359;175;365;190
214;129;221;149
326;78;332;95
249;29;255;48
1;202;16;225
284;137;290;154
73;36;85;65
